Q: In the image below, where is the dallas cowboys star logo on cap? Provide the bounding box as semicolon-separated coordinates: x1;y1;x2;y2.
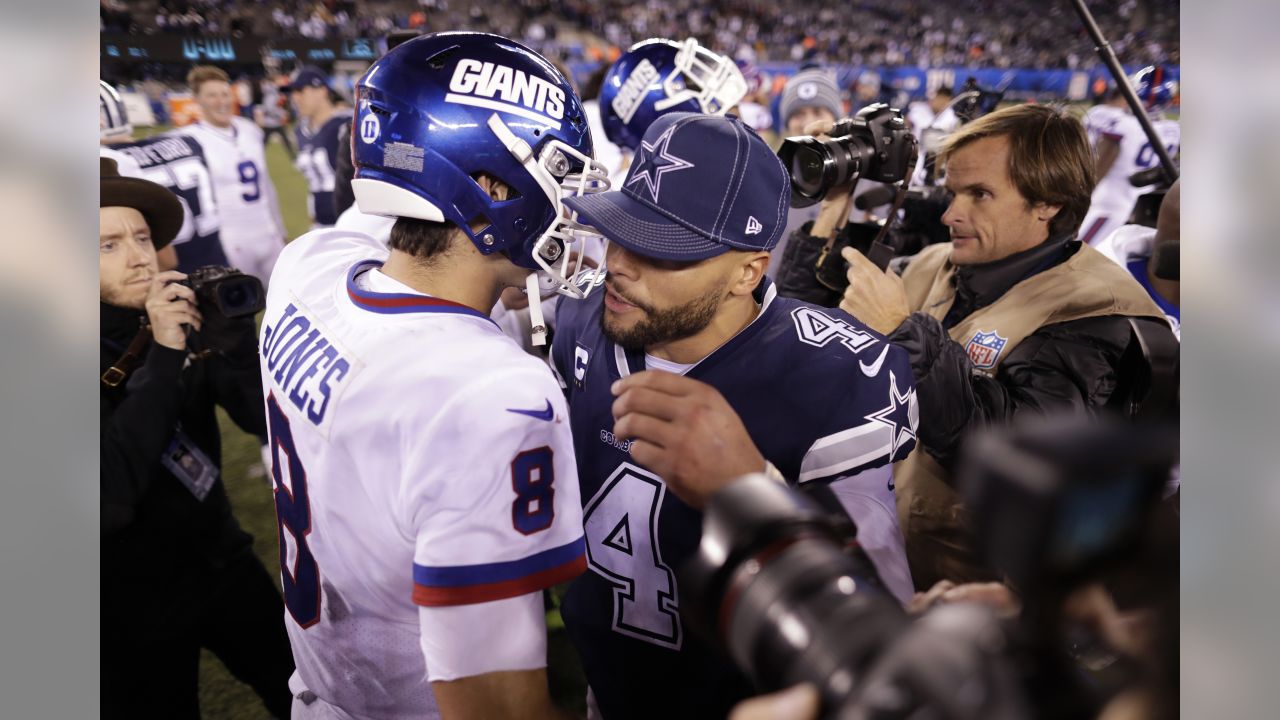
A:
625;124;694;202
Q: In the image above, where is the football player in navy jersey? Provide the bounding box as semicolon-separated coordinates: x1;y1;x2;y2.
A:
110;134;232;273
551;112;920;720
289;66;351;229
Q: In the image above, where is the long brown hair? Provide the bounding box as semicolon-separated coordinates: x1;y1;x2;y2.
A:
940;103;1096;239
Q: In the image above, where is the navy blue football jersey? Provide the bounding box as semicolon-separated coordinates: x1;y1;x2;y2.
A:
550;278;919;720
295;115;350;227
114;135;229;272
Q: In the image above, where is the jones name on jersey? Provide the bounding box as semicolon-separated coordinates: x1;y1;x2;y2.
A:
258;229;586;717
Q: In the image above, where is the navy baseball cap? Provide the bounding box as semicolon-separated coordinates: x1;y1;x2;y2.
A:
565;112;791;262
288;66;330;92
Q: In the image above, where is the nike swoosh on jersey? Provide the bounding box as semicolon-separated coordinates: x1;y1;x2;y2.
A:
859;345;890;377
506;400;555;421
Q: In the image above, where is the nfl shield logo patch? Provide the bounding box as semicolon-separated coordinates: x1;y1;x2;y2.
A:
966;330;1007;370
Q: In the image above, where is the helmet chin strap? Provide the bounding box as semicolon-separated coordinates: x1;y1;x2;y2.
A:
487;112;565;346
526;272;548;346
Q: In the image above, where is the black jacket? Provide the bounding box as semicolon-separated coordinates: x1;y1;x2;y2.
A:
777;228;1176;470
333;119;355;219
100;302;264;587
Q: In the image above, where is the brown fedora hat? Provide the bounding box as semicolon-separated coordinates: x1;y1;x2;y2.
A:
100;156;183;250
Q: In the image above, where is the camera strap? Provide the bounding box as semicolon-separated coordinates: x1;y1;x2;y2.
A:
815;184;911;274
866;185;911;271
101;323;153;389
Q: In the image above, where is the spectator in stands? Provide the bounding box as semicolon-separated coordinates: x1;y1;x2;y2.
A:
110;0;1179;70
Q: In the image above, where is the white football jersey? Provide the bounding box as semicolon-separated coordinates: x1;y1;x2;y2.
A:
178;117;285;280
1082;103;1128;147
1080;114;1179;244
100;145;144;177
101;144;199;249
260;229;585;718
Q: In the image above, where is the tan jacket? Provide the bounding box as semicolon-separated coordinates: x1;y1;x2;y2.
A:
894;241;1166;589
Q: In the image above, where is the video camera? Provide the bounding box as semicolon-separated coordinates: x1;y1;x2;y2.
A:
175;265;266;355
179;265;265;320
683;417;1177;719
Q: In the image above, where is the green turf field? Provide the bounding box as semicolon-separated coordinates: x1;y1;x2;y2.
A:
182;130;587;717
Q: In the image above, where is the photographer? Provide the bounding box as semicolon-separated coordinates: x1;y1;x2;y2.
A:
794;105;1177;590
770;67;846;280
99;158;292;718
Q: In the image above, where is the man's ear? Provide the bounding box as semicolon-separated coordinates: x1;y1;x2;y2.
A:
1035;203;1062;224
730;251;771;296
474;173;509;202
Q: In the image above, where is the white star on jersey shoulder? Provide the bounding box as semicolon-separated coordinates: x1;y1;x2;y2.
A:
865;369;919;458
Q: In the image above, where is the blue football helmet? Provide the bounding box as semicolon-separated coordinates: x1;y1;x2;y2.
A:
352;32;609;297
1132;66;1178;115
100;79;131;142
600;38;747;151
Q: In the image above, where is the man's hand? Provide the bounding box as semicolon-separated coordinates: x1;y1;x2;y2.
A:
730;684;820;720
611;371;766;509
837;246;910;335
906;580;1021;618
145;271;201;351
804;118;856;240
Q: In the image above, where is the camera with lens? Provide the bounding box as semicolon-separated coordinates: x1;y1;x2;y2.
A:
777;104;918;208
179;265;265;320
684;417;1177;719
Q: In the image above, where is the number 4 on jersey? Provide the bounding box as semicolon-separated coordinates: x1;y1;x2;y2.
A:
583;463;682;650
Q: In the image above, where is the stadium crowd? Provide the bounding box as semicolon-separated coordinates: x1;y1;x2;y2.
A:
104;0;1178;69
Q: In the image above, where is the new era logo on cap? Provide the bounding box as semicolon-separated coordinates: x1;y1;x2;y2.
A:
564;113;791;262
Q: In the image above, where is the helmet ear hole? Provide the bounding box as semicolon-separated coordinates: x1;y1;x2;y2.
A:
470;173;521;202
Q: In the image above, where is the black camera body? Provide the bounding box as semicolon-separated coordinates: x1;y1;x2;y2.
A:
777;104;918;208
179;265;265;320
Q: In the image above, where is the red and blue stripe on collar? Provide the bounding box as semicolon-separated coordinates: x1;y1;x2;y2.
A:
346;260;497;325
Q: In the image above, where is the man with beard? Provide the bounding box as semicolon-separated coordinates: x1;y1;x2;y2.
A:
550;113;920;720
99;158;294;718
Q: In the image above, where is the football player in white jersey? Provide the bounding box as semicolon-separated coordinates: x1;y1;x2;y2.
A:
1082;85;1130;148
100;79;178;271
180;65;287;284
259;32;608;719
1079;67;1180;245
